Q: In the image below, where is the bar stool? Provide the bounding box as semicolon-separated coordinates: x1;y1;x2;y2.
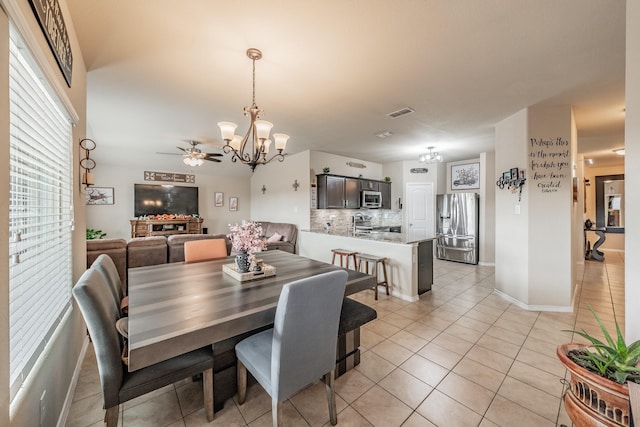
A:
331;249;359;270
356;253;389;300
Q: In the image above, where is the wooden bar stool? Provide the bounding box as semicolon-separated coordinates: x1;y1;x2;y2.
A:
331;249;359;270
356;253;389;300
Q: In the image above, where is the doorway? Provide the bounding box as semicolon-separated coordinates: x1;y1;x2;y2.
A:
405;182;435;241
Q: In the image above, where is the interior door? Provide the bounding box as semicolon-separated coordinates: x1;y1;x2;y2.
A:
406;182;435;241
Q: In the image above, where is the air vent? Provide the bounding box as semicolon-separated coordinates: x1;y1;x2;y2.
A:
386;107;415;119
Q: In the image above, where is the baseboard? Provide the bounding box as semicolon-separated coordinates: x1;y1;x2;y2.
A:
391;289;419;302
57;336;90;427
493;289;573;312
479;261;495;267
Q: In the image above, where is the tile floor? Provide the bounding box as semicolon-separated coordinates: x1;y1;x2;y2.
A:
65;251;625;426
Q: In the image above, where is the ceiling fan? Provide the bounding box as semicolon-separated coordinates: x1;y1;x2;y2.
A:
157;140;223;166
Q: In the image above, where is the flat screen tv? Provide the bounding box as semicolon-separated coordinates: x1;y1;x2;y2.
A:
134;184;199;217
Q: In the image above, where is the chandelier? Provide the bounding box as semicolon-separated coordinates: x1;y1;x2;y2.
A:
418;146;443;163
218;48;289;172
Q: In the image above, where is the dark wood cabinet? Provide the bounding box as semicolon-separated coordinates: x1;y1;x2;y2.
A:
379;181;391;209
317;175;360;209
359;179;378;191
317;174;392;209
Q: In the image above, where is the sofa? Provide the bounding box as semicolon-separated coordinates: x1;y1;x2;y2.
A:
258;221;298;253
86;233;230;294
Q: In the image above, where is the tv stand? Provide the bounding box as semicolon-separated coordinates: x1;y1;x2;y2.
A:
130;218;204;238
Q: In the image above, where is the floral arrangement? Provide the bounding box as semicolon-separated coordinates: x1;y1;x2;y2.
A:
228;221;266;256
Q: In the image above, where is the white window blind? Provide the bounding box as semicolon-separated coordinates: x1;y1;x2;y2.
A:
8;31;73;400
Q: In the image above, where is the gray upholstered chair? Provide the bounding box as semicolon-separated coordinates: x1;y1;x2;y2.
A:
91;254;126;313
72;269;215;425
235;270;348;426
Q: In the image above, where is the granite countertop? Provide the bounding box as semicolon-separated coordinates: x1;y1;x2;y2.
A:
303;228;435;245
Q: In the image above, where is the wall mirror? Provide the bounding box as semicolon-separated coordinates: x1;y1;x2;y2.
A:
595;174;624;233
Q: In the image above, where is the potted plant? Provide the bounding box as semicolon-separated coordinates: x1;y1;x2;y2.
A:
86;228;106;239
557;305;640;426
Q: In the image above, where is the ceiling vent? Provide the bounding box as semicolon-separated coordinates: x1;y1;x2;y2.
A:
386;107;415;119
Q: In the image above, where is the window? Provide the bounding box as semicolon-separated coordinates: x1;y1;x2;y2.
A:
8;29;73;400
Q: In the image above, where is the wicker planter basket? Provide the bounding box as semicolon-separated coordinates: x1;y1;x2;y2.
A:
557;343;631;427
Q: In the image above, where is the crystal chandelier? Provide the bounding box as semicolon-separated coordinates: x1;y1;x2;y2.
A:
218;48;289;172
418;146;443;163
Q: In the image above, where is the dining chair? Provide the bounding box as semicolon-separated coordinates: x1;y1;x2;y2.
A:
184;238;228;263
91;254;127;314
235;270;348;426
72;268;215;425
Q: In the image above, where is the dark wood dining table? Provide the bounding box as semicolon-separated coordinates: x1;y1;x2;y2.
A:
127;250;376;371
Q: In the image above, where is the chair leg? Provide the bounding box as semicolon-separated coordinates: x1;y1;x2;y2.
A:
203;368;214;421
324;370;338;425
272;400;283;427
237;359;247;405
104;405;119;427
382;260;389;295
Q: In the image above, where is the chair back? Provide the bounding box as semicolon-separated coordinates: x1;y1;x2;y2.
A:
272;270;347;400
184;238;228;263
91;254;124;308
72;268;124;409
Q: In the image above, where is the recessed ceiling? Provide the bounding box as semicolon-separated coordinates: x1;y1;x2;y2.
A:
66;0;626;174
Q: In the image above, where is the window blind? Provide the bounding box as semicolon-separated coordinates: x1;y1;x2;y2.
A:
8;31;73;400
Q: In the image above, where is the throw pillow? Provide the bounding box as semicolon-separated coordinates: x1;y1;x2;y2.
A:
267;232;282;243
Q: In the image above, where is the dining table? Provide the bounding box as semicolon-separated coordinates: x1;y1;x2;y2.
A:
127;249;376;371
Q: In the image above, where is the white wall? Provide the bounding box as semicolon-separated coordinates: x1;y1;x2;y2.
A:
86;164;251;239
250;150;312;230
480;152;496;265
1;1;89;425
310;151;383;179
495;109;530;303
625;0;640;341
526;105;574;308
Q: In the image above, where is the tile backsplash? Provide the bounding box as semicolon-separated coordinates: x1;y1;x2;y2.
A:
310;209;402;231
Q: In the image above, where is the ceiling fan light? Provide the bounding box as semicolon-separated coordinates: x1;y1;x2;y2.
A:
273;133;289;151
218;122;238;141
254;120;273;140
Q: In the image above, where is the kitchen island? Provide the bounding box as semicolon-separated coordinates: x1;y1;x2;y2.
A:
299;229;435;301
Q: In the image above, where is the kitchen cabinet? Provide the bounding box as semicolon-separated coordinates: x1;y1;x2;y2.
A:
379;181;391;209
359;179;378;191
317;174;360;209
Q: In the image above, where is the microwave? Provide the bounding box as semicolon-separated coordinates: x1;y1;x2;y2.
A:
362;191;382;208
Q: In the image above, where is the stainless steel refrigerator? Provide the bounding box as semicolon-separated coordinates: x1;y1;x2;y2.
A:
436;193;479;264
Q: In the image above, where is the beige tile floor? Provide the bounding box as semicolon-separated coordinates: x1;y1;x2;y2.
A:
66;252;625;427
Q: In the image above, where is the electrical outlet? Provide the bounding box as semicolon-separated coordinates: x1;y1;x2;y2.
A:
40;390;46;427
515;205;521;215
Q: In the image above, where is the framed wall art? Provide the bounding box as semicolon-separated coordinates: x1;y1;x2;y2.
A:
451;162;480;190
215;192;224;207
229;197;238;211
86;187;114;205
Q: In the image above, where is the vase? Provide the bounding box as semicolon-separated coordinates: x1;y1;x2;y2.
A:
235;251;251;273
557;343;631;426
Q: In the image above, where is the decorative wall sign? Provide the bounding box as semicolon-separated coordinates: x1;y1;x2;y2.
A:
29;0;73;87
229;197;238;211
410;168;429;173
144;171;195;183
528;137;570;194
451;162;480;190
346;161;367;169
215;192;224;207
86;187;114;205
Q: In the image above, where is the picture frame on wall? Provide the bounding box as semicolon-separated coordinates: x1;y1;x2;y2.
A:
86;187;114;205
502;171;511;181
451;162;480;190
510;167;519;180
215;192;224;207
229;197;238;211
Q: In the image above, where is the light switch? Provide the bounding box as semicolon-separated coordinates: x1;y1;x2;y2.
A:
515;205;520;215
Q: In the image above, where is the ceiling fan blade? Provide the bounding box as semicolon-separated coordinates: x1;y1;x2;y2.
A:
204;157;221;162
177;146;188;153
203;153;223;158
156;152;183;156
